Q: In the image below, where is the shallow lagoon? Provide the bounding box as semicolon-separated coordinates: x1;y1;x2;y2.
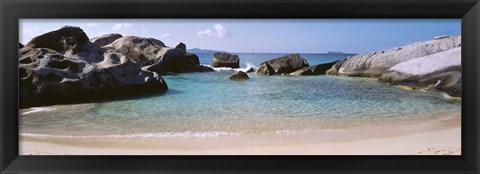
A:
19;53;461;138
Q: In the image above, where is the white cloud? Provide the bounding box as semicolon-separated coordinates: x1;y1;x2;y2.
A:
105;23;154;38
161;33;171;38
197;24;232;39
111;23;133;31
86;22;98;28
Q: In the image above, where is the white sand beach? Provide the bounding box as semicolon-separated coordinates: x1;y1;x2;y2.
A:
20;111;461;155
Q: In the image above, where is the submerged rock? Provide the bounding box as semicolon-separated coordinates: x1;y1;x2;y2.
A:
19;26;169;108
229;71;249;80
379;47;461;97
245;67;255;73
257;53;309;75
337;36;461;77
211;52;240;68
90;33;123;47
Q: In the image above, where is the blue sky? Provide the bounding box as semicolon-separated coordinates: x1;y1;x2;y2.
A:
20;19;460;53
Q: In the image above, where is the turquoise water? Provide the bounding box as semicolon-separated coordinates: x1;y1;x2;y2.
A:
19;53;461;138
197;53;352;68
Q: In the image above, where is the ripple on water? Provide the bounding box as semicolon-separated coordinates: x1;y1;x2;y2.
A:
19;72;460;137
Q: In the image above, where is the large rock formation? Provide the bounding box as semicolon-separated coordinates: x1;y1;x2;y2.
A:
25;26;90;53
323;36;462;96
90;33;123;47
257;53;309;75
105;36;167;65
337;36;461;77
19;26;168;108
379;47;461;96
211;52;240;68
144;49;213;74
106;36;213;74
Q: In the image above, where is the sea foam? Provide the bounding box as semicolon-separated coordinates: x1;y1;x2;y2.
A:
203;62;258;72
21;107;56;115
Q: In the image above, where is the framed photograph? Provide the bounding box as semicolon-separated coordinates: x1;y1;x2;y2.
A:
1;0;479;173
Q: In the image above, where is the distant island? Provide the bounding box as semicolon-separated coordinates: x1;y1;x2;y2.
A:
188;48;351;55
326;51;345;54
187;48;222;54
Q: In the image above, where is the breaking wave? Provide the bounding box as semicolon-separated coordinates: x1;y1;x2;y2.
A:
203;62;258;72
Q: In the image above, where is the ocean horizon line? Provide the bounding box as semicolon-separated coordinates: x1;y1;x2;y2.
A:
237;52;357;54
187;48;357;55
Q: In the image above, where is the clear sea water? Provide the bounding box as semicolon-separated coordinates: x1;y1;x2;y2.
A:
197;53;351;68
19;53;461;138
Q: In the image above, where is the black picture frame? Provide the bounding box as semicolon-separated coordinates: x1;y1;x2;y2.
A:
1;0;479;173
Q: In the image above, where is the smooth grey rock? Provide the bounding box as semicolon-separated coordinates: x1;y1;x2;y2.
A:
106;36;167;65
25;26;89;52
256;62;275;75
90;33;123;47
379;47;461;97
257;53;309;75
211;52;240;68
337;36;461;77
146;49;213;74
107;36;210;74
229;71;249;80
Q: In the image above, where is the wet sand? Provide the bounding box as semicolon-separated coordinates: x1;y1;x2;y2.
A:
19;111;461;155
